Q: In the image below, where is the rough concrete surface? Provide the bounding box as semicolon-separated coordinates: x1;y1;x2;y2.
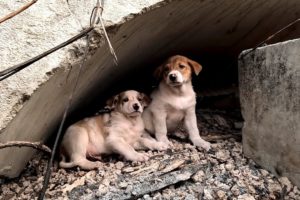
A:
0;0;162;178
1;0;300;178
239;39;300;188
0;0;162;133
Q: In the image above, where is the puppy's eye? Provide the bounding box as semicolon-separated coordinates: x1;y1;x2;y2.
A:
138;97;143;102
123;98;129;102
179;64;185;69
164;67;169;73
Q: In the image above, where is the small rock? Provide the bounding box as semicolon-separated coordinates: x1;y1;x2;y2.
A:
153;192;162;200
183;143;194;149
190;153;200;161
225;163;234;171
85;178;96;186
278;177;293;192
102;178;110;186
143;194;152;200
115;161;124;170
215;150;230;162
192;170;205;182
288;192;296;199
216;190;226;199
203;188;214;200
231;170;240;177
23;181;30;187
259;169;269;176
97;184;108;195
292;186;300;193
268;182;282;194
125;184;133;194
231;185;240;196
218;183;230;191
119;181;128;188
122;167;135;173
85;188;92;194
237;193;255;200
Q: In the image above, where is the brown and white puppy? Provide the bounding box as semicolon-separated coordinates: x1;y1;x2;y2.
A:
142;55;211;151
59;90;165;170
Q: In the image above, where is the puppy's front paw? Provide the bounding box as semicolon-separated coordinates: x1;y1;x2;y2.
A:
95;161;103;168
134;152;149;162
192;138;211;151
158;137;171;145
154;141;169;151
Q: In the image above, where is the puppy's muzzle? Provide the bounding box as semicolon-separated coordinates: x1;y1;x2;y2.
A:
169;73;177;82
168;71;183;86
133;103;140;111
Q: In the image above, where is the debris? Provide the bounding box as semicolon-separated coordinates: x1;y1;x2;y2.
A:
0;109;299;199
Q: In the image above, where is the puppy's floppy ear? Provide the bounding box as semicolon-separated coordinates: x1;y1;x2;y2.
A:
140;93;151;107
105;95;119;110
187;58;202;76
153;64;164;80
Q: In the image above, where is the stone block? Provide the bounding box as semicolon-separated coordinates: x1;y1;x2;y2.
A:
239;39;300;187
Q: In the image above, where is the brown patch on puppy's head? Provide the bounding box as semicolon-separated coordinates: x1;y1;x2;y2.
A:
138;93;151;107
186;57;202;76
106;95;119;110
154;55;202;86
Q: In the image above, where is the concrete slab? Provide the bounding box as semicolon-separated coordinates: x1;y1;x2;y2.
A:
239;39;300;187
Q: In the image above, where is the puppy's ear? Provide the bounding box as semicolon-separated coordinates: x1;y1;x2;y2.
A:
187;58;202;76
105;95;119;110
153;65;164;80
140;93;151;107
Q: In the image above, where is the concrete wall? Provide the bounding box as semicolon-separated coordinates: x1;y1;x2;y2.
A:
1;0;300;178
0;0;162;178
239;39;300;187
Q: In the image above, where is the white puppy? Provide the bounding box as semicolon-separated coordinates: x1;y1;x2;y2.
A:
142;55;211;151
59;90;165;170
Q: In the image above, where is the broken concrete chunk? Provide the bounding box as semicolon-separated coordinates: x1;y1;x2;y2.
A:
239;38;300;188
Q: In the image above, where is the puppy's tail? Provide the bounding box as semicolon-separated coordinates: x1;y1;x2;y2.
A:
59;155;76;169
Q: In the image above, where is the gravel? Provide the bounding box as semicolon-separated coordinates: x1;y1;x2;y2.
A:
0;109;299;200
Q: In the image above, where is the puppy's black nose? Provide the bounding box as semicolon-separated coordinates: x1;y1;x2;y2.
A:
133;103;140;111
169;73;177;82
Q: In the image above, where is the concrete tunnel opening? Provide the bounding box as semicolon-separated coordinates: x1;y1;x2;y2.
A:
64;52;240;124
48;52;241;152
1;0;300;180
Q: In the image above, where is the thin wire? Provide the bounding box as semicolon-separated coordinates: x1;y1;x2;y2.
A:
95;0;118;65
0;27;93;81
37;29;91;200
38;1;119;198
241;18;300;58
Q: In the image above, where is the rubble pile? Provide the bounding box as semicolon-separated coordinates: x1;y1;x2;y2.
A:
0;109;299;200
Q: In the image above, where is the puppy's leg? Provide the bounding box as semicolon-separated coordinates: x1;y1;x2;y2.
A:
70;155;102;170
184;107;211;151
108;138;149;162
60;128;102;170
136;136;168;151
70;135;102;170
152;111;171;146
60;153;102;170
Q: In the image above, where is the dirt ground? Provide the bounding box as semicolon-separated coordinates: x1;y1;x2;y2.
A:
0;109;299;200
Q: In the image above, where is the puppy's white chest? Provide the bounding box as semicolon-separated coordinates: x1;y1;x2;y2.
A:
121;123;143;143
167;95;195;110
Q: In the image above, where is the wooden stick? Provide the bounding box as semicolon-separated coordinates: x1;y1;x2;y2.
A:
0;0;38;24
203;134;242;142
0;141;51;154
